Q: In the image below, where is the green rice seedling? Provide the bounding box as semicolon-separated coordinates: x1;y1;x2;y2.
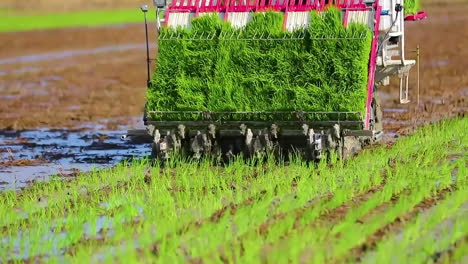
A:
446;238;468;263
1;119;466;262
362;187;468;263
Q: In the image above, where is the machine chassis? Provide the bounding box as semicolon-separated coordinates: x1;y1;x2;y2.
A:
141;110;383;161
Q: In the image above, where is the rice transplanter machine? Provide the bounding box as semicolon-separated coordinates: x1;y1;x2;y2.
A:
126;0;426;160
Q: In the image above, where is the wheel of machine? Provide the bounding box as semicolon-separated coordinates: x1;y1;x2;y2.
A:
341;136;362;159
151;142;160;161
371;90;383;132
341;89;382;158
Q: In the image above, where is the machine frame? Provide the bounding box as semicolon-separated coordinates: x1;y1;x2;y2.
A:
127;0;426;160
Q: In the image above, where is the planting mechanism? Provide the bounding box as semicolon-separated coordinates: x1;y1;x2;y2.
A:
126;0;426;161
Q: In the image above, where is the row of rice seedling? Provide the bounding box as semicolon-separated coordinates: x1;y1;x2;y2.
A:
192;124;466;263
147;8;372;120
0;118;466;262
362;186;467;263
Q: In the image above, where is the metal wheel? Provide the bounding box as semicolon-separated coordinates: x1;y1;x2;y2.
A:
341;136;362;159
151;141;163;161
371;90;383;132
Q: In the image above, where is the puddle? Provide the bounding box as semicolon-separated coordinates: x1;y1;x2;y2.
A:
0;128;150;191
0;44;149;65
0;67;41;76
383;108;409;113
1;201;144;261
378;91;392;100
460;88;468;97
0;78;59;99
67;105;81;111
0;95;19;100
455;106;468;112
425;60;450;68
382;120;411;125
383;131;399;143
431;99;444;105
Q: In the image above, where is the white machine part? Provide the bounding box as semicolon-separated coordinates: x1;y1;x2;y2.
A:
375;0;416;104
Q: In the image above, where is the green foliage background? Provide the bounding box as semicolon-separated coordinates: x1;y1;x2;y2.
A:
147;8;372;120
405;0;421;14
0;9;153;32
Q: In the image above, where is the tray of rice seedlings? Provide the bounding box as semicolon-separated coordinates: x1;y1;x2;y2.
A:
147;14;223;117
147;8;371;122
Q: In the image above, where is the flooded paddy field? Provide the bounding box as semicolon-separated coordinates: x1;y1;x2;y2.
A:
0;2;466;190
0;23;156;188
0;0;467;263
0;118;466;262
0;126;150;190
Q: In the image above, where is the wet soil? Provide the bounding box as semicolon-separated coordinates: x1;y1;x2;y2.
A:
0;23;158;185
0;127;150;190
0;3;466;187
0;23;157;130
380;3;468;137
350;187;454;262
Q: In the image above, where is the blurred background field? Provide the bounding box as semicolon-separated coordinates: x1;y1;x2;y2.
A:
0;0;466;32
0;9;155;32
0;0;152;32
0;0;138;13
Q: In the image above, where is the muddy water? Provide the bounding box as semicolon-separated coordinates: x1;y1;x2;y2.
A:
0;44;147;66
0;127;150;191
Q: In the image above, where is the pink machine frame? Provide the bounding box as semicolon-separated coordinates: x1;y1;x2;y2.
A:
164;0;382;130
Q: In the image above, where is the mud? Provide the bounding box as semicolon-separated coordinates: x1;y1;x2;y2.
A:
380;3;468;137
0;3;466;188
0;127;150;190
0;23;156;130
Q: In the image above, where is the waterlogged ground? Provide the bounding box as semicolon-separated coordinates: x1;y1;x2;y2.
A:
0;2;466;189
0;1;467;262
0;119;466;262
0;125;150;190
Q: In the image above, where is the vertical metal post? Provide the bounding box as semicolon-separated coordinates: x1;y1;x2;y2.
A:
156;8;160;32
144;11;151;89
417;45;420;106
140;5;150;125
